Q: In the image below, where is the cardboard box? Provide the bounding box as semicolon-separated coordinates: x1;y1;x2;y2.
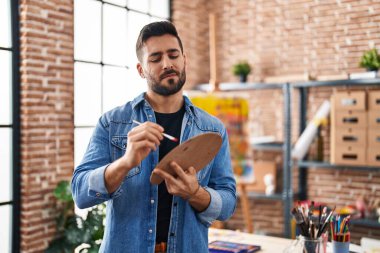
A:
331;145;366;166
368;111;380;128
246;161;276;193
368;90;380;111
368;129;380;148
335;111;367;128
367;149;380;167
333;91;366;111
335;127;366;146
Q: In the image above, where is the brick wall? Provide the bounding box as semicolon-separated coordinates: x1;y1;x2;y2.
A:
173;0;380;242
19;0;74;252
174;0;380;87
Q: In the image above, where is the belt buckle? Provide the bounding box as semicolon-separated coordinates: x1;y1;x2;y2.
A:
155;242;167;253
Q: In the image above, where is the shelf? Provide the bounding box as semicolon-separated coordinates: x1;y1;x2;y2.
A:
297;161;380;172
237;191;300;201
351;219;380;228
194;82;284;92
246;192;284;200
293;78;380;88
251;142;283;151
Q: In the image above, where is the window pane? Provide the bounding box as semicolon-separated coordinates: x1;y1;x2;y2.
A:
127;0;148;13
104;0;126;7
74;127;94;167
0;0;11;48
0;50;12;125
74;0;101;62
103;66;146;112
0;129;12;203
150;16;166;23
74;62;102;126
103;66;128;112
126;11;150;67
103;4;128;66
150;0;170;19
0;205;11;253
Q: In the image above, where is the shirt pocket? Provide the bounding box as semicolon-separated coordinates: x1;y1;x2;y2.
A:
111;135;141;179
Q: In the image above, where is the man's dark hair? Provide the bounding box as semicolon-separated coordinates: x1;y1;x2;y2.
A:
136;21;184;62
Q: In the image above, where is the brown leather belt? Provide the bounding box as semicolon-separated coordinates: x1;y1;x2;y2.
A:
154;242;167;253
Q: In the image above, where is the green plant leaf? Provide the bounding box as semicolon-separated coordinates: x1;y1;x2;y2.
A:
54;181;73;202
359;48;380;71
48;181;105;252
232;61;251;76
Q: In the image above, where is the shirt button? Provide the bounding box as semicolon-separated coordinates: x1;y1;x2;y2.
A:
96;192;101;197
148;115;153;118
151;199;155;204
187;122;191;125
149;229;153;233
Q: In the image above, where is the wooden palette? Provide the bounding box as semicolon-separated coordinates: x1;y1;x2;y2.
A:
150;132;223;184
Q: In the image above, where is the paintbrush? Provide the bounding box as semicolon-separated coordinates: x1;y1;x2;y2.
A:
132;120;179;142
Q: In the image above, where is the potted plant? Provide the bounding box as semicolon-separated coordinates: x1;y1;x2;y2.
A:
46;181;105;253
359;48;380;72
232;61;251;83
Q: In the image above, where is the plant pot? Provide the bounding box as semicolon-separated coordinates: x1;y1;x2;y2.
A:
239;74;247;83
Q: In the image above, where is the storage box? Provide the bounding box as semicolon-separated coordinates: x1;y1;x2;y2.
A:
331;145;366;166
335;127;366;146
333;91;366;111
367;149;380;167
335;111;367;128
368;129;380;148
368;111;380;128
368;90;380;111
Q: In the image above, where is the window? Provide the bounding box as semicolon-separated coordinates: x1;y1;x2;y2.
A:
73;0;170;165
0;0;20;252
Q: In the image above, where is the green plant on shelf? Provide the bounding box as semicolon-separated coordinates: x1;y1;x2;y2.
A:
359;48;380;71
232;61;251;82
46;181;105;253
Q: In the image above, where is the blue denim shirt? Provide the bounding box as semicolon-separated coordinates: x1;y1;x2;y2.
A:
71;93;236;253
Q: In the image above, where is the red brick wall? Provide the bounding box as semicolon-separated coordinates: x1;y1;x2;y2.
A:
19;0;74;252
174;0;380;87
173;0;380;242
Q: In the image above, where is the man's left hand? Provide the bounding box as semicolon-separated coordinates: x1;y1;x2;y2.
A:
152;161;211;211
153;161;199;200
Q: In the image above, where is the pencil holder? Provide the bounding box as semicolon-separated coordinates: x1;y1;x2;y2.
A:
332;241;349;253
284;236;326;253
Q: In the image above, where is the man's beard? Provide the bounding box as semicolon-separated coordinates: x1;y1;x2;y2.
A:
147;68;186;96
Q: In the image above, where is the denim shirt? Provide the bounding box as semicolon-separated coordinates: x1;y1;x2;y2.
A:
71;93;237;253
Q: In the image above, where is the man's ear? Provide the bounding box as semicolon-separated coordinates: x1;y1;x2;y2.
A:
183;53;187;71
137;63;145;78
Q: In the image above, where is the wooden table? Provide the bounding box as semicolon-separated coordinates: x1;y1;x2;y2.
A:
208;228;364;253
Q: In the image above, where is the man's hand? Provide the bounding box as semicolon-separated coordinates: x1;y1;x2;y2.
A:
105;121;163;193
153;161;211;212
122;121;164;169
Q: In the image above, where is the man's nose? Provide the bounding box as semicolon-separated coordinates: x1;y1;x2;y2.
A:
162;56;173;70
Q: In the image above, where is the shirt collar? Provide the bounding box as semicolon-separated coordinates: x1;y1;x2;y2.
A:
131;92;198;119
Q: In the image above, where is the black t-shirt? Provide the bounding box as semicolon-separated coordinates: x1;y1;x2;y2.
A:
155;106;185;243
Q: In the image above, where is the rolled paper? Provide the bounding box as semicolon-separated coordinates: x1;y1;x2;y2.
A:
292;100;330;160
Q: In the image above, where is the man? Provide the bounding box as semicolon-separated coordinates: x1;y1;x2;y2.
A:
71;21;236;253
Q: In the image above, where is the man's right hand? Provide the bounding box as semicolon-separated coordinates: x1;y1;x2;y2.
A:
105;121;164;193
122;121;164;169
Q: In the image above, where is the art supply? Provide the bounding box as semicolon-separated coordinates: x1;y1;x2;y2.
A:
208;240;261;253
150;133;222;184
330;215;350;242
332;241;350;253
292;100;330;160
289;201;332;253
132;120;178;142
